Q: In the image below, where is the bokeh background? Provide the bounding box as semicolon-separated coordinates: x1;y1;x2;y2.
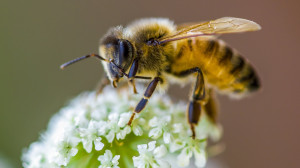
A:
1;0;299;167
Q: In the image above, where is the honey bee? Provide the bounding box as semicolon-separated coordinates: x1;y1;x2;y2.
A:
61;17;261;139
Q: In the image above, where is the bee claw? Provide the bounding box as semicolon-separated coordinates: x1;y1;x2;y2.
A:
190;124;196;139
127;112;136;126
133;87;138;94
112;80;118;88
129;79;138;94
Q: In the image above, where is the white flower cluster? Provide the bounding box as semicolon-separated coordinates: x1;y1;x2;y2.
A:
22;87;221;168
0;153;14;168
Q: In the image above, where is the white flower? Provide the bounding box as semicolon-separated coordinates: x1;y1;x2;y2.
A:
118;112;131;127
177;147;193;167
22;87;221;167
133;141;170;168
22;142;51;168
131;116;145;136
53;137;80;166
196;115;223;141
98;150;120;168
176;139;207;168
148;116;172;143
105;113;131;142
79;120;105;153
172;123;184;134
169;139;186;153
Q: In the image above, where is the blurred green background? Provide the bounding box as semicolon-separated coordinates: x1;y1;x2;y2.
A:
1;0;299;167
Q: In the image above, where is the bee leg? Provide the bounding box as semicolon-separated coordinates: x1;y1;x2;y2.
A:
203;89;218;124
95;76;110;95
176;67;205;139
128;59;139;94
188;100;203;139
189;68;206;139
129;79;138;94
127;77;162;125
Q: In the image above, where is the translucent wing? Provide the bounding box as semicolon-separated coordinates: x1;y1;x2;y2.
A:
158;17;261;44
176;21;206;31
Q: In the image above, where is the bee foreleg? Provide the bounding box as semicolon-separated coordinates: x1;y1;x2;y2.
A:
176;67;206;139
127;77;162;125
128;59;139;94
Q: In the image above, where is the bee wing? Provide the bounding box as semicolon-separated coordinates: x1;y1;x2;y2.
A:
159;17;261;44
176;21;207;30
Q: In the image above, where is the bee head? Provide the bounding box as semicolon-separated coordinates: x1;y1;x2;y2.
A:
60;27;135;88
100;34;134;87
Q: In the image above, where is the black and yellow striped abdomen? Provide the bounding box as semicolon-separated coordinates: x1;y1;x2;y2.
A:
169;37;260;95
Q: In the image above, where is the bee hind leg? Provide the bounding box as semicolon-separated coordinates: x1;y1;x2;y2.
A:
203;89;218;124
127;77;162;125
176;67;206;139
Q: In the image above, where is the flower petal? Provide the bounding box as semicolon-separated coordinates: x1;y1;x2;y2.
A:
149;117;159;127
118;112;131;127
112;155;120;165
106;130;115;143
163;132;171;144
82;141;92;153
149;128;162;139
157;160;171;168
148;141;156;151
170;140;185;153
193;149;206;168
133;125;143;136
177;147;192;167
153;145;167;158
94;138;104;151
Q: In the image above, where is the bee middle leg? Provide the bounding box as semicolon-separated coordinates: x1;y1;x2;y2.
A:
127;77;162;125
176;67;206;139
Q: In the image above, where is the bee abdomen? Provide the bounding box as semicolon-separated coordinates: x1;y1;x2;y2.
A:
230;54;260;93
230;54;245;74
219;46;234;65
204;39;233;66
204;39;220;56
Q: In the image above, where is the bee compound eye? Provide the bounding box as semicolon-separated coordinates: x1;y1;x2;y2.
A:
118;40;127;63
117;40;133;67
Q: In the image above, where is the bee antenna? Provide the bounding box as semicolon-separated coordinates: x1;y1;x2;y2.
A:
60;54;108;70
